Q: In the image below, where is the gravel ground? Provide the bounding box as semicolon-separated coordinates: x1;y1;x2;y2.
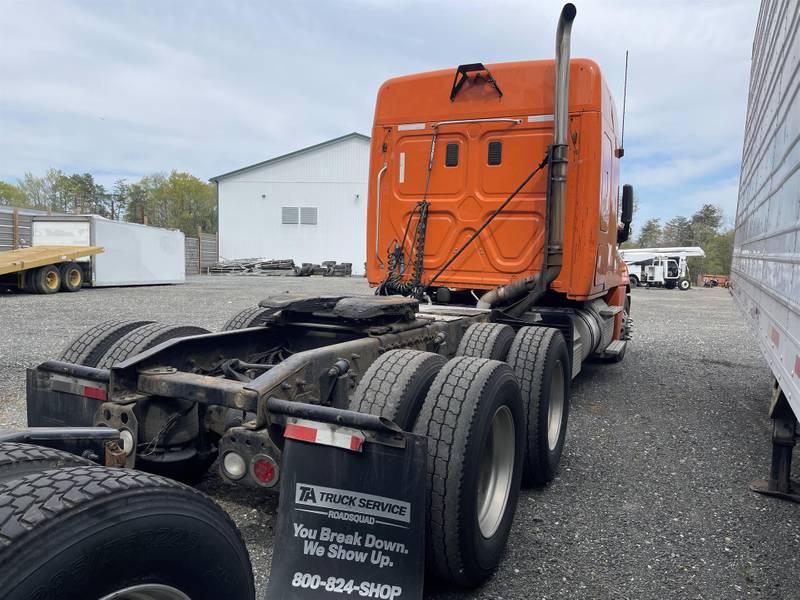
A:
1;277;798;599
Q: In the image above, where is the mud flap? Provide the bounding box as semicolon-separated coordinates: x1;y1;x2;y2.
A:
266;416;426;600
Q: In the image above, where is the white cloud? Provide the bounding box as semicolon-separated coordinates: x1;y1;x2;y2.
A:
0;0;759;226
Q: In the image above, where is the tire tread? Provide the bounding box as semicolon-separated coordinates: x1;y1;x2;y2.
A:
221;307;276;331
456;323;515;360
413;356;514;585
349;349;445;427
59;320;154;367
97;323;208;368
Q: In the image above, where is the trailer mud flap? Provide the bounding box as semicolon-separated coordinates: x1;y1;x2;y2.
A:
266;419;426;600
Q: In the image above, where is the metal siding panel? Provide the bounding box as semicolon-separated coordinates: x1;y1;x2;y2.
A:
732;0;800;416
0;207;53;251
217;139;369;273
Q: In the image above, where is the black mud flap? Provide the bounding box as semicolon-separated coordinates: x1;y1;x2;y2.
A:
266;402;426;600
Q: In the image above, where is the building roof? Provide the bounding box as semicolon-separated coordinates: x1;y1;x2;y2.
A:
209;132;370;182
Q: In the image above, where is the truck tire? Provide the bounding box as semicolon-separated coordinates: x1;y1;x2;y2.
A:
629;274;639;287
348;349;446;430
60;319;155;367
0;466;254;600
456;323;516;361
413;356;524;588
33;265;61;294
665;280;676;290
678;278;691;291
0;442;94;484
59;261;83;292
221;306;276;330
97;322;210;368
506;327;570;485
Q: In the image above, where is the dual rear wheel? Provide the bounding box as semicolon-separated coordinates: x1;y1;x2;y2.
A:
349;321;570;587
457;322;571;483
27;262;84;294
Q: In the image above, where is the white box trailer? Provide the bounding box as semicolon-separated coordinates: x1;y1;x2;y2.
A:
731;0;800;501
32;216;185;287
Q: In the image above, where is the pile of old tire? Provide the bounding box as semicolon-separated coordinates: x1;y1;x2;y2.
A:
322;261;353;277
0;442;254;599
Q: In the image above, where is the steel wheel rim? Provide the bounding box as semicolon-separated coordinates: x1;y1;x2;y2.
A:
45;271;59;290
547;360;565;451
68;268;81;287
476;405;515;538
99;584;191;600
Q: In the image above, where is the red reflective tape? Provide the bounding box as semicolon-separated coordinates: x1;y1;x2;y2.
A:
83;386;107;401
350;435;363;452
771;327;780;348
795;355;800;377
284;423;318;444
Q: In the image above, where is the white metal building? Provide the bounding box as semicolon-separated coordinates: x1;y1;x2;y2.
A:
212;132;370;273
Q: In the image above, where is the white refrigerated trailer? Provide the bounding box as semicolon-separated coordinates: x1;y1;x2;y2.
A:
32;216;185;287
731;0;800;502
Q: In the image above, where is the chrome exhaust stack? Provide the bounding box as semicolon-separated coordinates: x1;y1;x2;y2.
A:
477;3;576;309
547;2;576;284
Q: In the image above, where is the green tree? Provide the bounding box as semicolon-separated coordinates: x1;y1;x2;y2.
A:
111;179;129;220
124;171;216;235
662;216;693;247
17;172;47;209
637;218;662;248
0;182;30;207
690;204;723;247
704;229;734;275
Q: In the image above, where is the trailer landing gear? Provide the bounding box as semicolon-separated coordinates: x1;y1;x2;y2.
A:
750;383;800;503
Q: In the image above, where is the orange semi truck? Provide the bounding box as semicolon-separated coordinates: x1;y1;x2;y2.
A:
1;5;635;598
368;4;632;369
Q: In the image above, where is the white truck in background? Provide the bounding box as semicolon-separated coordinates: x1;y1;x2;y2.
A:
32;215;185;287
731;0;800;502
620;246;705;290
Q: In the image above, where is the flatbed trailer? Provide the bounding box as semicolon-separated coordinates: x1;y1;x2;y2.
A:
0;244;103;294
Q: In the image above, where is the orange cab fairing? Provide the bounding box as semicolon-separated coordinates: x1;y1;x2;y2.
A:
366;58;628;301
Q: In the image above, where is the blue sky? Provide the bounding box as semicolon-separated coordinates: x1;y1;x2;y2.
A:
1;0;759;230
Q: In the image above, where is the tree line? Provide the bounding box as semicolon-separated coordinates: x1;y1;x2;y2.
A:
624;203;734;276
0;170;217;236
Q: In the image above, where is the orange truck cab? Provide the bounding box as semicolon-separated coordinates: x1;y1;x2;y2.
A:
366;4;633;370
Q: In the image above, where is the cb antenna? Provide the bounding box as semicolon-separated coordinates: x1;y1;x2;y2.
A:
620;49;629;152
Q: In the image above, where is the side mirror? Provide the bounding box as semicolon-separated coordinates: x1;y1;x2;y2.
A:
621;184;634;225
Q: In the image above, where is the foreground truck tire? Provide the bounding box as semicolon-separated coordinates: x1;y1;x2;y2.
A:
59;319;154;367
456;323;515;361
507;327;570;485
348;349;446;429
0;442;94;484
413;356;524;587
0;466;254;600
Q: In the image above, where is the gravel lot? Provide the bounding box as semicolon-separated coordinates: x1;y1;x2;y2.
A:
1;277;798;599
